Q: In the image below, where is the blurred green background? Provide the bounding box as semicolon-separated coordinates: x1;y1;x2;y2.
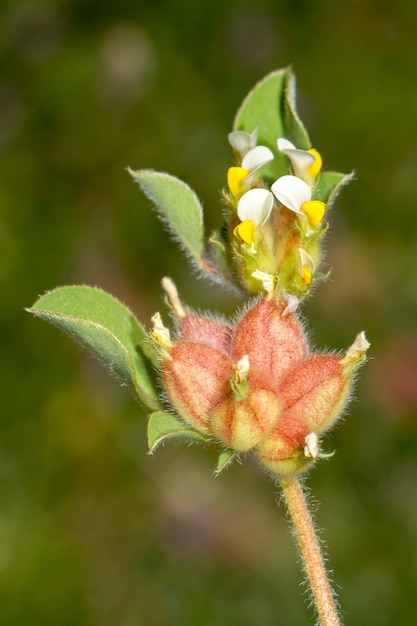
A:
2;0;417;624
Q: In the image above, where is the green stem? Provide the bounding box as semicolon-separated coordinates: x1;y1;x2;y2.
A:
280;475;342;626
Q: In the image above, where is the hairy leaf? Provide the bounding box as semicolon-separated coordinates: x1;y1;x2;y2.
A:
147;411;209;453
29;285;160;410
129;168;205;267
315;171;355;208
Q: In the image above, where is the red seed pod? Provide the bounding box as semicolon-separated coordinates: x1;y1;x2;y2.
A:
255;413;314;475
210;379;281;452
278;354;349;434
231;297;308;386
178;314;231;354
161;343;232;433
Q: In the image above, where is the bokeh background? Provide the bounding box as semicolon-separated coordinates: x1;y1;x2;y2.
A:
2;0;417;624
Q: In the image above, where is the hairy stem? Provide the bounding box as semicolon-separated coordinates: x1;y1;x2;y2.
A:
280;475;342;626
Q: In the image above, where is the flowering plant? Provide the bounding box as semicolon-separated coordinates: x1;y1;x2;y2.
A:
28;68;369;625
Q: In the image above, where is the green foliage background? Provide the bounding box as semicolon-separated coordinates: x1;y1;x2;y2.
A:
2;0;417;624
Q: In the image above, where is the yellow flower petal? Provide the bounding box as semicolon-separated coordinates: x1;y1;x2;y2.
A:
227;166;249;195
233;220;255;245
302;265;312;285
302;200;326;226
307;149;322;177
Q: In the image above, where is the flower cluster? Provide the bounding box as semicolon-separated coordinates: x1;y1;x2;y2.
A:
139;70;369;477
151;279;368;476
225;129;327;299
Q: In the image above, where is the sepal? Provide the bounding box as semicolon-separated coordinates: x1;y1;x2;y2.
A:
147;410;210;453
214;448;238;476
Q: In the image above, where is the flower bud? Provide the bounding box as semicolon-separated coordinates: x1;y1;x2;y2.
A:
255;413;314;475
232;297;308;385
161;343;232;433
210;376;281;451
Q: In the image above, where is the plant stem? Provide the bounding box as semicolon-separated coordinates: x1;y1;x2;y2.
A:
280;475;342;626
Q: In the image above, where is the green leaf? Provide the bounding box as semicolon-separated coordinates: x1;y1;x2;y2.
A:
281;68;311;150
28;285;160;410
147;411;209;453
129;168;205;267
233;67;310;183
214;448;238;476
315;170;355;208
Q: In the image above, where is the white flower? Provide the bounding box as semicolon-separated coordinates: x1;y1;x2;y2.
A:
227;130;274;196
278;138;322;180
271;175;311;216
227;145;274;195
228;128;258;159
271;175;326;226
237;188;274;227
234;188;275;246
241;145;274;175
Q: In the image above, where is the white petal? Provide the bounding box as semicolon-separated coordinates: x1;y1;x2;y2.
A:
304;433;319;459
237;188;274;226
271;175;311;214
242;145;274;173
151;312;172;346
228;129;257;157
344;332;370;361
251;270;275;296
355;331;371;352
298;248;315;272
277;137;296;151
278;138;315;178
